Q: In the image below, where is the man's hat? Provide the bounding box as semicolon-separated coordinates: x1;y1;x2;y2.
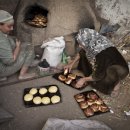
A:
0;10;14;24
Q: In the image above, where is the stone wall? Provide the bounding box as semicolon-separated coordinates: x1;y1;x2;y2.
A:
96;0;130;32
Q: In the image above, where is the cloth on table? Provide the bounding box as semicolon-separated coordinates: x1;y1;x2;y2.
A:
42;118;112;130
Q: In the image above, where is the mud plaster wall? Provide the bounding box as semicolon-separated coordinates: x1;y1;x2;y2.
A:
0;0;19;14
96;0;130;28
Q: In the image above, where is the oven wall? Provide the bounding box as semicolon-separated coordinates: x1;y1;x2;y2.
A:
0;0;130;46
0;0;19;14
14;0;97;46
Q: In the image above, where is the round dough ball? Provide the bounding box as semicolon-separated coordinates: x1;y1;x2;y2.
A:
41;97;50;105
24;94;33;102
29;88;38;95
48;86;58;93
51;95;61;104
39;88;47;95
33;96;42;104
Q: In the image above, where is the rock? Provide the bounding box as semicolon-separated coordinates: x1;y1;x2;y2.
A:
0;107;13;123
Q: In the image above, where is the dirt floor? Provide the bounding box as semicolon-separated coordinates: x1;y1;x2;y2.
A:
0;35;130;130
0;73;130;130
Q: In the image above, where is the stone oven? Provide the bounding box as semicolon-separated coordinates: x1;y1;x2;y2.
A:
14;0;101;46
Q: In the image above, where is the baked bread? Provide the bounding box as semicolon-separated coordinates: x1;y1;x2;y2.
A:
75;94;84;98
87;92;98;100
51;95;61;104
87;99;95;106
79;101;88;109
91;103;99;112
75;94;85;102
39;88;47;95
24;94;33;102
84;107;94;116
58;75;66;81
33;96;42;105
48;86;58;93
64;68;68;75
65;77;72;85
99;104;109;112
42;97;51;105
29;88;38;95
68;73;76;80
95;98;103;105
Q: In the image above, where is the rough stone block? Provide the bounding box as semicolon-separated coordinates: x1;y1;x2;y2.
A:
0;107;13;124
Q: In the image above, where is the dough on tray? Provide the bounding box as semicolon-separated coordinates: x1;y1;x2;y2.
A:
51;95;61;104
48;86;58;93
33;96;42;104
24;94;33;102
29;88;38;95
42;97;51;105
39;88;47;95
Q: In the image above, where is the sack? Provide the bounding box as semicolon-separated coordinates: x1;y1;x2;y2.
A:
41;36;65;67
42;118;112;130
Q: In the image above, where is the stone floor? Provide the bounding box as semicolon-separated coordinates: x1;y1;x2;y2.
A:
0;74;130;130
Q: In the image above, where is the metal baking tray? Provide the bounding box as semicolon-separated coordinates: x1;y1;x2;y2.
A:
53;72;88;90
23;85;61;107
74;90;110;117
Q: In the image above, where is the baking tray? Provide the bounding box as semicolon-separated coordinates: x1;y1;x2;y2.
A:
74;90;110;117
25;21;47;28
23;85;61;107
53;72;88;90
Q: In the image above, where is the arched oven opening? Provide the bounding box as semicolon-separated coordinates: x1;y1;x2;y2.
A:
24;4;48;28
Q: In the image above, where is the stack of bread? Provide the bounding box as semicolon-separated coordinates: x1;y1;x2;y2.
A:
27;14;47;28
